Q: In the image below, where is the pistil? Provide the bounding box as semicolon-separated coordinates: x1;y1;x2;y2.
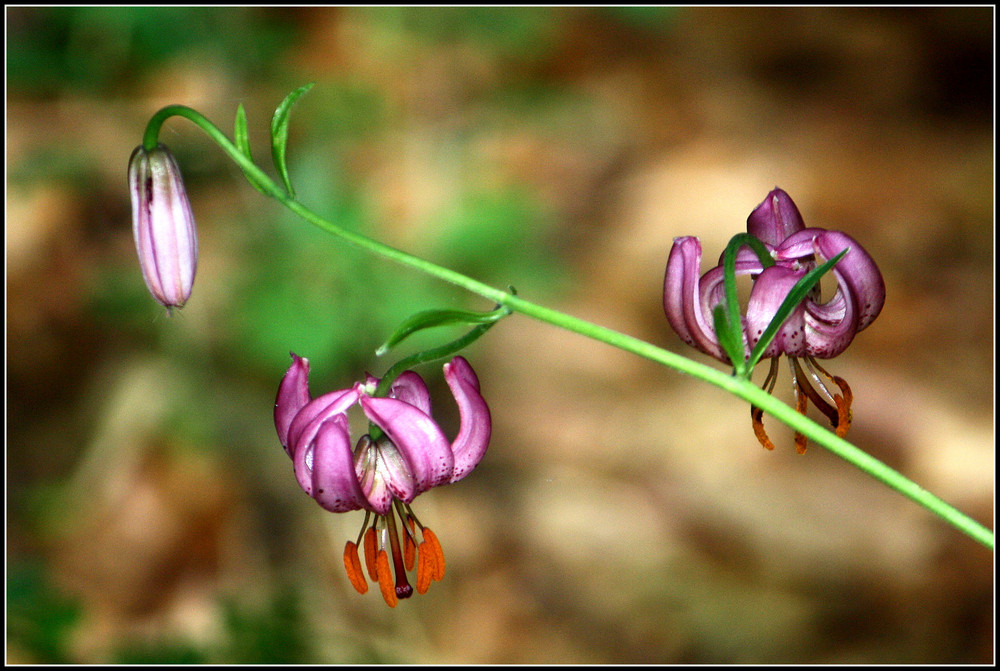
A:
384;507;414;602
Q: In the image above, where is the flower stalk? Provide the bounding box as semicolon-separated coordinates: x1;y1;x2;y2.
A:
135;100;993;550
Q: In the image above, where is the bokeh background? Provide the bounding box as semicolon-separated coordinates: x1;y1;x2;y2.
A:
6;7;993;664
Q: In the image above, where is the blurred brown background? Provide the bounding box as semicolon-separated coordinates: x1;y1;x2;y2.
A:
6;7;993;663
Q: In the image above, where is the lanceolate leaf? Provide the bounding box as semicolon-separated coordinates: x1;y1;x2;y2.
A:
234;104;270;196
271;83;315;198
713;303;745;375
377;306;509;356
718;233;773;375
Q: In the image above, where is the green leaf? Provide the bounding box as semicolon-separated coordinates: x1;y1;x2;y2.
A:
716;233;772;375
371;317;503;407
270;83;315;198
377;306;508;355
744;247;848;375
713;303;745;375
234;104;271;197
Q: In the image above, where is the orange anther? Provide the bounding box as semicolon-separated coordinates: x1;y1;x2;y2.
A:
833;394;852;438
421;528;446;581
376;550;398;607
415;541;434;594
831;374;853;438
751;406;776;451
343;541;368;595
363;526;378;581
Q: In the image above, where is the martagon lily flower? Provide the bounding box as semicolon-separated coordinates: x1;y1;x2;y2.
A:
274;353;491;606
128;143;198;311
663;187;885;453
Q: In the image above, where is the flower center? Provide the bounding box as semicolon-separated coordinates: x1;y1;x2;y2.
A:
342;502;446;607
352;433;415;516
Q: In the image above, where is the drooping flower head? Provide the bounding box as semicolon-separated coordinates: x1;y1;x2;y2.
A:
129;143;198;311
275;353;491;606
663;187;885;452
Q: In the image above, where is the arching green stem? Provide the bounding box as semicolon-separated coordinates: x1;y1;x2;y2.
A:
141;106;994;551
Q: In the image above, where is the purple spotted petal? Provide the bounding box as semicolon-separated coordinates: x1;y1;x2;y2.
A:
789;230;884;358
360;395;454;495
287;387;359;495
274;352;312;455
307;414;370;513
747;187;805;248
443;356;491;483
744;265;810;358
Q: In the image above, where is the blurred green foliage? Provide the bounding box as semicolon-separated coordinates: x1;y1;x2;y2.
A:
359;6;562;62
7;563;82;664
6;7;299;94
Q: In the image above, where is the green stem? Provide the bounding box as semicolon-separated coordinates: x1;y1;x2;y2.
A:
142;106;994;550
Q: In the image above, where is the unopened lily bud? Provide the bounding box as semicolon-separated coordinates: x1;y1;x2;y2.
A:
129;143;198;311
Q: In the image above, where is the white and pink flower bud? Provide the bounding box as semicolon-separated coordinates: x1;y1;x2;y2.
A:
129;144;198;311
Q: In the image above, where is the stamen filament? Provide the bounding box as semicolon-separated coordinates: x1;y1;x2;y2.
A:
802;357;837;402
790;357;840;427
403;517;417;571
807;357;853;436
793;377;809;454
363;525;379;581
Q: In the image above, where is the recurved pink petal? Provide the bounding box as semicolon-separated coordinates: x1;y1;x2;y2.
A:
444;356;491;483
664;237;726;362
814;230;885;332
360;395;453;495
286;387;359;477
308;415;369;513
389;371;432;415
275;352;312;455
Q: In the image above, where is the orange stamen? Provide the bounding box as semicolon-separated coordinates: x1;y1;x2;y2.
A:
343;541;368;595
751;359;779;451
807;358;854;438
363;526;379;581
830;374;853;437
422;528;446;581
751;406;776;451
415;541;434;594
376;550;398;607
